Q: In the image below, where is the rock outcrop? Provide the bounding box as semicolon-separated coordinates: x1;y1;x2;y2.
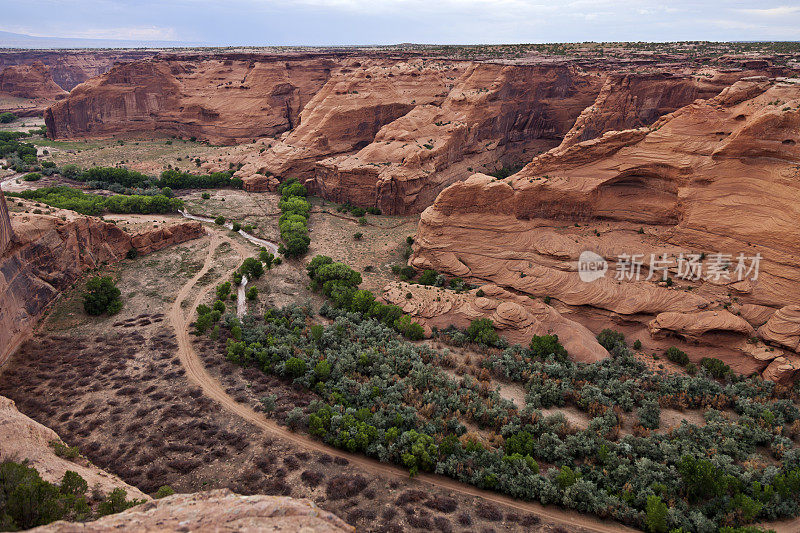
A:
310;63;603;214
0;188;12;254
411;79;800;381
43;50;783;213
0;61;67;100
45;54;338;144
0;395;148;500
0;50;158;92
0;198;204;365
0;50;155;116
32;489;353;532
383;281;608;362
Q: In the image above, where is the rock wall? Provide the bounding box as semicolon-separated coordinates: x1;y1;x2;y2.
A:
223;62;783;213
0;50;158;91
311;62;602;214
0;395;149;501
411;79;800;382
0;190;12;255
0;61;67;100
45;53;339;145
0;205;204;365
43;51;784;214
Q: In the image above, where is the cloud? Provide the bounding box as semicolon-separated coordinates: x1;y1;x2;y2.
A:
1;24;180;41
737;6;800;17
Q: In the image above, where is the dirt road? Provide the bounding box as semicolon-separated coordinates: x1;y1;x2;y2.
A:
168;229;638;533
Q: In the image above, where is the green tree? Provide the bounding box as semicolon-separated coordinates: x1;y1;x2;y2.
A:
82;276;122;315
529;334;568;361
467;318;500;346
97;488;142;516
644;495;668;533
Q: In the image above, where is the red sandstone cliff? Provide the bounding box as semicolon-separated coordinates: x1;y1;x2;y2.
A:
410;79;800;382
0;61;67;100
0;50;158;91
0;200;204;365
45;55;337;144
43;52;788;214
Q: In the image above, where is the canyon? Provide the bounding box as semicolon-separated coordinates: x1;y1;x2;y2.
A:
0;198;204;365
42;50;788;213
410;77;800;383
5;43;800;532
0;50;157;116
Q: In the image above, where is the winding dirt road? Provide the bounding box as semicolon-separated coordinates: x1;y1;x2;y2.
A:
168;228;637;533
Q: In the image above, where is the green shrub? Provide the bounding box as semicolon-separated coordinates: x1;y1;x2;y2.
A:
7;186;182;216
50;441;80;460
82;276;122;315
22;172;42;181
528;334;568;361
666;346;689;366
214;215;225;225
644;495;668;533
97;488;143;516
418;269;439;286
0;461;92;530
59;164;80;179
633;339;642;350
231;221;241;232
0;112;16;123
201;192;211;199
700;357;732;379
637;398;661;429
246;287;258;300
394;315;425;340
259;250;274;268
466;318;500;346
284;357;307;378
278;178;307;199
153;485;175;499
596;329;626;351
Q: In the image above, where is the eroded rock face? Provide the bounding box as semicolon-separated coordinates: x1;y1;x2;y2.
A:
556;69;773;150
33;489;353;532
0;200;204;364
0;61;67;100
311;63;603;214
0;395;148;501
0;50;158;92
45;50;781;213
228;57;472;186
0;190;12;254
383;281;608;362
411;80;800;381
45;54;338;145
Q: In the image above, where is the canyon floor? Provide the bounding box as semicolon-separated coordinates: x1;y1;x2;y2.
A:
0;198;632;533
3;42;800;532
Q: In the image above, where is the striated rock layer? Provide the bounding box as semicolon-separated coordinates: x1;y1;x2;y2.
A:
43;50;782;213
310;68;775;214
0;395;149;501
0;189;11;254
33;489;353;532
383;281;608;363
45;53;340;145
0;50;155;116
0;199;204;365
0;50;158;92
411;79;800;382
0;61;67;100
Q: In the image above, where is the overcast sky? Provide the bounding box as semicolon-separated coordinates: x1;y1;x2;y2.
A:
3;0;800;46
